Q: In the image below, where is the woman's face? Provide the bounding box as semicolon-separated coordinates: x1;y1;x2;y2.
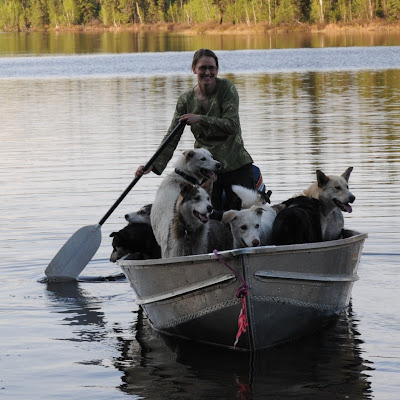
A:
193;56;218;86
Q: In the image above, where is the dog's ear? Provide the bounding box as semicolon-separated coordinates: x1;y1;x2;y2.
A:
201;178;213;195
260;189;272;204
110;232;117;237
252;206;264;217
316;170;330;187
342;167;353;182
140;204;152;214
183;149;195;160
179;182;194;197
222;210;238;223
271;203;286;213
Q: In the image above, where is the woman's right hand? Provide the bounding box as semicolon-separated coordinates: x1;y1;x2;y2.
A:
179;114;201;126
135;165;153;178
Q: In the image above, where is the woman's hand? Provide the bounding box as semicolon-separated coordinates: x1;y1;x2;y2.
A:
179;114;201;126
135;165;153;178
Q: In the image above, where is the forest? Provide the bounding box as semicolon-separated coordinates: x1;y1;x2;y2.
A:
0;0;399;31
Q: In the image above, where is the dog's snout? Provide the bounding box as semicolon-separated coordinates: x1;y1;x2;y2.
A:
207;205;213;213
252;239;260;247
215;162;221;170
349;195;355;203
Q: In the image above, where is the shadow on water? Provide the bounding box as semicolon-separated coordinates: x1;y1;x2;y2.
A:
116;306;374;400
43;281;374;399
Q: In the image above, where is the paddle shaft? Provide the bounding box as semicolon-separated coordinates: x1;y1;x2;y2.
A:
98;121;185;226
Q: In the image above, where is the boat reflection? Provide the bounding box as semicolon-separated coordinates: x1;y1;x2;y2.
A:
117;305;374;399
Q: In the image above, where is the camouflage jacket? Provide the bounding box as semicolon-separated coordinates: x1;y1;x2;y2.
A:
152;78;253;175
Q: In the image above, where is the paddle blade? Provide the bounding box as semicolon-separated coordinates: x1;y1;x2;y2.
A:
45;224;102;282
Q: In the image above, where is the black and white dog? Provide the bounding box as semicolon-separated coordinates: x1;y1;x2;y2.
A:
109;204;161;262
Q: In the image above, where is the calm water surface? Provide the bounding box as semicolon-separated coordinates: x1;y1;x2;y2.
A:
1;35;400;399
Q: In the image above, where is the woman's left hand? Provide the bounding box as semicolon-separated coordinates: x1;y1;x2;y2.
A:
179;114;201;126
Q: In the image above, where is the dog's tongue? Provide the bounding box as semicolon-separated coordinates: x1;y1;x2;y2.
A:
207;171;217;181
194;210;209;223
344;204;352;213
199;213;209;223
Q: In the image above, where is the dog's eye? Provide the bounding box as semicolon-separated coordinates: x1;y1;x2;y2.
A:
335;186;341;190
240;225;247;231
255;224;259;228
200;157;206;161
194;196;201;201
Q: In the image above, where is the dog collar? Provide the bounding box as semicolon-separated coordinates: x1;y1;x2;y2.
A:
175;169;199;185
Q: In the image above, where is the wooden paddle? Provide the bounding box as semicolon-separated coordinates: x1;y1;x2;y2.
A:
45;121;185;281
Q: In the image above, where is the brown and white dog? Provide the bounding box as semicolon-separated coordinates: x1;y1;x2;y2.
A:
302;167;355;241
167;182;213;258
151;148;221;258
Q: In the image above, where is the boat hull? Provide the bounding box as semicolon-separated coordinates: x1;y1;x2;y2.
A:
118;229;367;351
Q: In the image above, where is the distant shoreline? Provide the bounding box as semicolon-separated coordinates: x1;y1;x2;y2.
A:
21;20;400;34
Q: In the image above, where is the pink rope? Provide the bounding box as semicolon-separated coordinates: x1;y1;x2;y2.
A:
213;250;249;298
213;250;249;348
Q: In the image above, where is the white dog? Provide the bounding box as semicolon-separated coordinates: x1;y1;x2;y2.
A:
151;148;221;258
222;206;265;248
230;185;278;246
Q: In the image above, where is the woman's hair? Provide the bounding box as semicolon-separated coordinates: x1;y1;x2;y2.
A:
192;49;219;70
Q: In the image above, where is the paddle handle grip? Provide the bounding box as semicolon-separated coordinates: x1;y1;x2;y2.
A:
98;121;185;226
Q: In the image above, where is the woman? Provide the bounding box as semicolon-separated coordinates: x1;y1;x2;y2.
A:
136;48;255;213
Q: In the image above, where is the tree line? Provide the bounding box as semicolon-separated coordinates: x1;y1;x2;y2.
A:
0;0;399;31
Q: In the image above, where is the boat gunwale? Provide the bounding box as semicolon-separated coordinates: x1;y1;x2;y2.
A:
117;230;368;268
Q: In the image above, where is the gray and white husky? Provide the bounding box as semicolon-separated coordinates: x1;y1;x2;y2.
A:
151;148;221;258
167;182;213;258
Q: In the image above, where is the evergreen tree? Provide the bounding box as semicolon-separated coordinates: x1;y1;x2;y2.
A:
48;0;64;26
0;0;28;30
61;0;80;25
30;0;49;27
275;0;302;22
387;0;400;18
77;0;99;23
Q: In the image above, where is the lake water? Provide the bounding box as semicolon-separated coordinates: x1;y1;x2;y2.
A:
1;31;400;399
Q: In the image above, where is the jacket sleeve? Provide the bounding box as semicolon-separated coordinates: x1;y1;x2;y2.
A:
198;81;240;139
151;96;186;175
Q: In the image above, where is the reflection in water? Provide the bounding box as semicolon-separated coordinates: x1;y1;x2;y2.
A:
1;31;400;56
46;282;107;343
115;306;373;399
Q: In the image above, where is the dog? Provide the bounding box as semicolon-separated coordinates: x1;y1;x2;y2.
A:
271;196;322;245
125;203;152;224
109;204;161;262
151;148;221;258
229;185;279;246
302;167;355;241
222;206;265;248
166;182;213;258
231;184;272;209
207;219;234;252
